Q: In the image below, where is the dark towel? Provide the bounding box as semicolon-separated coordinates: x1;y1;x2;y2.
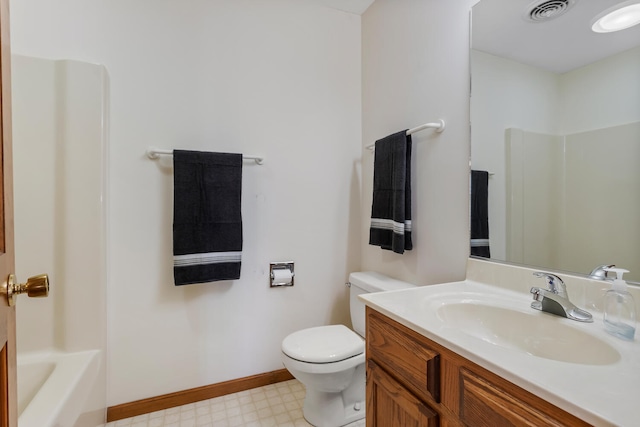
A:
369;130;413;254
470;170;490;258
173;150;243;285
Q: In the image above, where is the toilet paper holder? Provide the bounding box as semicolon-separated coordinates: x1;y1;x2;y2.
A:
270;262;295;287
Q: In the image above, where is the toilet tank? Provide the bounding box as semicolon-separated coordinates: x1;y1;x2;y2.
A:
349;271;417;337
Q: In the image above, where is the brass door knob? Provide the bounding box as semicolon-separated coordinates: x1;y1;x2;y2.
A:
2;274;50;306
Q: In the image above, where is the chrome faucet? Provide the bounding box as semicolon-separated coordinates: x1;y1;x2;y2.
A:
529;272;593;322
589;264;616;281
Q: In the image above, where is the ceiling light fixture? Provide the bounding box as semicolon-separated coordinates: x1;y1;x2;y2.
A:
592;1;640;33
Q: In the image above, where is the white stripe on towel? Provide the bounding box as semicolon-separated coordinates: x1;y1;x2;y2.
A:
174;251;242;267
371;218;412;235
470;239;490;247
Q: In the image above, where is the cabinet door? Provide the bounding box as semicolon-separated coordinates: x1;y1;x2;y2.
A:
367;360;438;427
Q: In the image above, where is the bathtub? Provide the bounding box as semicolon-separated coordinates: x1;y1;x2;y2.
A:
17;349;101;427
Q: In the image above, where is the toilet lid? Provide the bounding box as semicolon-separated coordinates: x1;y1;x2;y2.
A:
282;325;364;364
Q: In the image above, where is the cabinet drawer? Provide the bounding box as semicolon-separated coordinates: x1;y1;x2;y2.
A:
367;308;441;403
458;367;592;427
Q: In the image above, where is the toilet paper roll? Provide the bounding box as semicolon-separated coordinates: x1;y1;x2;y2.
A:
272;268;293;285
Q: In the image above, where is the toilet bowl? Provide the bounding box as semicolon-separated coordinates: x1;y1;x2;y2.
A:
281;272;416;427
282;325;365;427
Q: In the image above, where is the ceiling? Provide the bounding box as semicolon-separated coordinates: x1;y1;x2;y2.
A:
314;0;375;15
472;0;640;73
313;0;639;73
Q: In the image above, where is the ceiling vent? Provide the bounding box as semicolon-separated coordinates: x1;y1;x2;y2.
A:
525;0;575;22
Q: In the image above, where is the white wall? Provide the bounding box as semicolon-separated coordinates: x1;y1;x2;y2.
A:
560;46;640;134
11;0;362;406
361;0;477;285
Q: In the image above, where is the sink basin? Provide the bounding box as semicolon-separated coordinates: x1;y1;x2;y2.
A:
437;302;620;365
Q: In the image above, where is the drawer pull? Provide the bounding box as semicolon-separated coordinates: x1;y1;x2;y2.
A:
427;355;441;402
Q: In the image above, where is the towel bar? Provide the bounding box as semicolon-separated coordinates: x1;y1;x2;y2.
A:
146;147;264;165
366;119;446;150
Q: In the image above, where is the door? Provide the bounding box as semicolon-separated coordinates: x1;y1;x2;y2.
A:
0;0;15;423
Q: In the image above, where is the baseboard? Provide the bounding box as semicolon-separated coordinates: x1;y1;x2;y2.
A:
106;369;294;422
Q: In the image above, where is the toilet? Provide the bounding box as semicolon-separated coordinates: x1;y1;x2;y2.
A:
281;271;416;427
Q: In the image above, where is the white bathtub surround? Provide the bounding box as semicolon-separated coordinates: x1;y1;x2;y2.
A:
12;55;108;426
18;350;101;427
360;258;640;427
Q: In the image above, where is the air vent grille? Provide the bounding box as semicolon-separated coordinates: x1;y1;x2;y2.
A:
526;0;574;22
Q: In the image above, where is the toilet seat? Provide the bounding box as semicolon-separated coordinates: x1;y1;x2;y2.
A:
282;351;365;375
282;325;364;364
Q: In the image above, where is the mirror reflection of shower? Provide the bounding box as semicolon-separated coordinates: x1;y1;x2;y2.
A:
470;0;640;282
503;124;640;280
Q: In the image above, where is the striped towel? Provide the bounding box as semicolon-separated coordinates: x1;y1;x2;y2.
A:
172;150;243;285
470;170;490;257
369;130;413;254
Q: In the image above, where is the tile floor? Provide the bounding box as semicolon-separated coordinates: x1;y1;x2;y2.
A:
105;379;366;427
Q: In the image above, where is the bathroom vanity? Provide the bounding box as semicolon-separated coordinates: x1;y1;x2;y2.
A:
360;259;640;427
366;307;589;426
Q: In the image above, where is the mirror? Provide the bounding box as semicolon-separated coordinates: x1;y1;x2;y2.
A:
470;0;640;283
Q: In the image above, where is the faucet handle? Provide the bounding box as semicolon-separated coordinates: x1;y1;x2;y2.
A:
532;272;567;297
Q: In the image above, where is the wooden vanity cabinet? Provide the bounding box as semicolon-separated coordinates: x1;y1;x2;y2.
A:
365;307;593;427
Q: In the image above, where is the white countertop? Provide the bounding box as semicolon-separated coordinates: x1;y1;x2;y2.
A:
360;280;640;427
